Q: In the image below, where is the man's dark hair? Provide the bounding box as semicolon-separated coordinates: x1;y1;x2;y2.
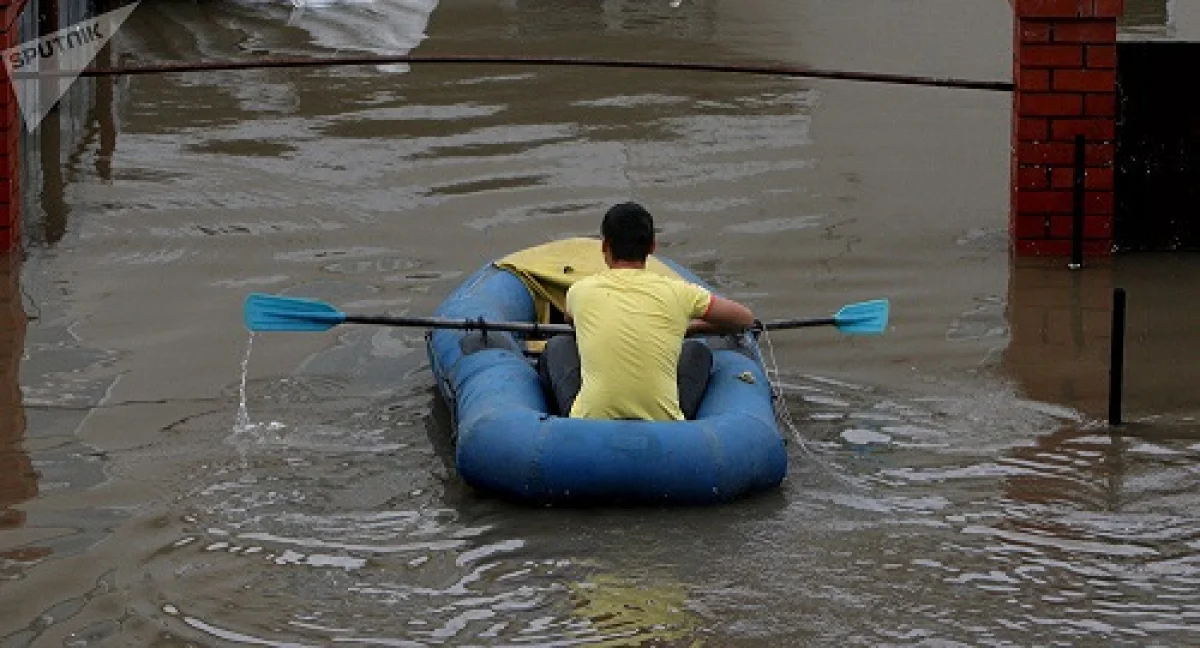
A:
601;202;655;261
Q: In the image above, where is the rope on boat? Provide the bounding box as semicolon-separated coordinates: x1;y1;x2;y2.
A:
760;329;867;490
760;328;807;447
10;54;1013;92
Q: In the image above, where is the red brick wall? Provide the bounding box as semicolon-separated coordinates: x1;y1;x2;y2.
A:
0;0;25;252
1011;0;1124;257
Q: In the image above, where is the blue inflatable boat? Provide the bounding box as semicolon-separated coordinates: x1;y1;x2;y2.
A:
425;239;788;504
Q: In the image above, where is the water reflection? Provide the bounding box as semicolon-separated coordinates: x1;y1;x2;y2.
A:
502;0;718;43
286;0;437;57
993;422;1200;639
1005;256;1200;422
123;0;438;61
1003;260;1113;418
568;574;701;646
0;253;46;565
22;31;119;248
774;370;1200;645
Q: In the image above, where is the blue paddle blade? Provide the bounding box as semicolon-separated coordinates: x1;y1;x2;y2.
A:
244;293;347;332
832;299;889;335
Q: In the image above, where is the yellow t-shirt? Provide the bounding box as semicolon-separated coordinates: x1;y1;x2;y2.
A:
566;269;713;421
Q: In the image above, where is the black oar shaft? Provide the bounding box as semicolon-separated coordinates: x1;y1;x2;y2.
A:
344;315;572;335
344;314;834;334
762;317;836;330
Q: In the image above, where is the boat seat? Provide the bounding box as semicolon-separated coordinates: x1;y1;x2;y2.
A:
459;330;524;356
705;333;757;360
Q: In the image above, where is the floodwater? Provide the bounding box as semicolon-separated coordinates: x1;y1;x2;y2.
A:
3;0;1200;645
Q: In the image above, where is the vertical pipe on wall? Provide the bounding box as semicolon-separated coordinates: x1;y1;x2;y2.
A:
1069;134;1085;268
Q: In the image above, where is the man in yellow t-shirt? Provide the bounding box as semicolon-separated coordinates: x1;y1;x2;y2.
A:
538;202;756;421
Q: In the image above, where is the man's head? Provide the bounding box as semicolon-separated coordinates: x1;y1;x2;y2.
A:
601;202;656;264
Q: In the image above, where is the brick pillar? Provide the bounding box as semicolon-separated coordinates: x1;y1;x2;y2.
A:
1011;0;1124;257
0;0;25;253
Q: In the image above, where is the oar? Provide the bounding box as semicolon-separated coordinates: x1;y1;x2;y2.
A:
245;292;572;335
245;293;889;336
758;299;889;335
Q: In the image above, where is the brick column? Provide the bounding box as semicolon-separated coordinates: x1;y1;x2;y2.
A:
1011;0;1124;257
0;0;25;252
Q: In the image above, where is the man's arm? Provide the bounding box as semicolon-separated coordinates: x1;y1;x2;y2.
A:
687;295;754;335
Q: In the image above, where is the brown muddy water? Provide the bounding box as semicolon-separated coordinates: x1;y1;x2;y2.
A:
3;0;1200;645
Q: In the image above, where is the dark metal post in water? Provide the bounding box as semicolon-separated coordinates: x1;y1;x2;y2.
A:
1069;135;1086;270
1109;288;1127;425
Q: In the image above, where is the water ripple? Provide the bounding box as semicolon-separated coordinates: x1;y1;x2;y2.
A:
766;370;1200;645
